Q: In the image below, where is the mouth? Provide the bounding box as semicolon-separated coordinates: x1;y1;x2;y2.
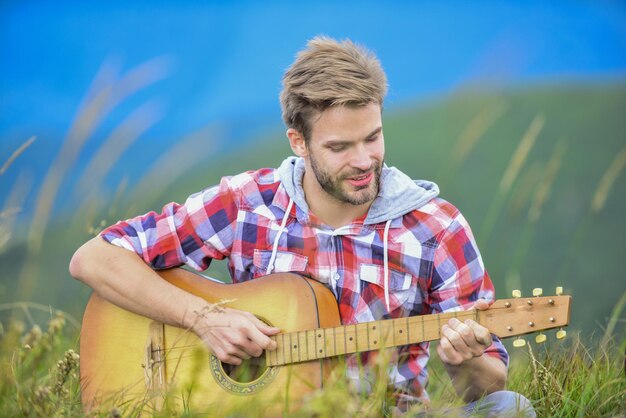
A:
346;171;374;188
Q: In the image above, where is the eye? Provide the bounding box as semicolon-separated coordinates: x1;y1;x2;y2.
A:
366;134;379;142
328;144;347;152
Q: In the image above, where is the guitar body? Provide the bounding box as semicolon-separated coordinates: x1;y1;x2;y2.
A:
80;270;341;414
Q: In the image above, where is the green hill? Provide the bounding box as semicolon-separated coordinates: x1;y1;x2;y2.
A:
2;82;625;340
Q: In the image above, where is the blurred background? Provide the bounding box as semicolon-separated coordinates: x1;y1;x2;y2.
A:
1;1;625;343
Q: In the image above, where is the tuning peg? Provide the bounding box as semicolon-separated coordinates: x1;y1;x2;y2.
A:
556;286;563;296
512;290;522;298
556;329;567;340
535;333;547;344
513;337;526;348
532;288;543;297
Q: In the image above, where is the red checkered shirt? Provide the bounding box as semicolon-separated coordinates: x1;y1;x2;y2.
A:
101;164;508;400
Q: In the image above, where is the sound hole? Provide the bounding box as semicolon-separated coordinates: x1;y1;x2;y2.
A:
220;355;267;383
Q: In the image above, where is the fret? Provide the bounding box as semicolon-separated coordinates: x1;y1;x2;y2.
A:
273;334;280;366
268;336;275;366
307;330;315;361
437;313;441;339
423;314;441;341
346;324;356;355
298;331;307;362
406;316;411;343
323;328;330;357
421;315;425;344
289;332;296;364
296;332;301;362
316;329;324;358
281;333;286;365
394;318;408;346
380;320;393;349
366;322;371;350
356;323;369;353
333;325;346;356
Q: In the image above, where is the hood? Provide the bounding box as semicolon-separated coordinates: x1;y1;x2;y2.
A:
277;156;439;225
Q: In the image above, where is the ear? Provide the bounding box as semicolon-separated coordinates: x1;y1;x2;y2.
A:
287;128;308;157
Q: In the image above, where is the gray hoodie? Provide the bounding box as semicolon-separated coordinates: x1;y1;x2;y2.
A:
277;156;439;225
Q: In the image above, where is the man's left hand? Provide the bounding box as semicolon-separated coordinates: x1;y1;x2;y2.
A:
437;299;493;366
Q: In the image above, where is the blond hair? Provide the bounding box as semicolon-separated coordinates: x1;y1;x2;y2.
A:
280;36;388;141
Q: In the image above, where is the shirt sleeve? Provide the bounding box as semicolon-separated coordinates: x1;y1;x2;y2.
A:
100;176;239;271
429;210;509;367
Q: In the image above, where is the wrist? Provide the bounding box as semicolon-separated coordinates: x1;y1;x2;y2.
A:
182;296;215;330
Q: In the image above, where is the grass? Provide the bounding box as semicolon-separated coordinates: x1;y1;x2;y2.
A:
0;309;624;417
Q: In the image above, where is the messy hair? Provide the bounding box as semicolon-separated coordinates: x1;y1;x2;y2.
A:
280;36;388;142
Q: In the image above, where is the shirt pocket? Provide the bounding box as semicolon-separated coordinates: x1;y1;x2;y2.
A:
359;263;413;311
252;249;308;277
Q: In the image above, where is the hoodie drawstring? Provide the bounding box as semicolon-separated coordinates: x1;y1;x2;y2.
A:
266;197;393;313
383;219;392;312
266;198;294;275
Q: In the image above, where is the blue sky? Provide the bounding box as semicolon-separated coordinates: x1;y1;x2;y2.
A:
1;0;625;208
2;1;625;141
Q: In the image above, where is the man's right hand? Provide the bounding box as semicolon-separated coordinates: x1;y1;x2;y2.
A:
70;237;280;367
190;307;280;365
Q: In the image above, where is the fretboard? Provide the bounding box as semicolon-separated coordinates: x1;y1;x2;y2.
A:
266;309;478;367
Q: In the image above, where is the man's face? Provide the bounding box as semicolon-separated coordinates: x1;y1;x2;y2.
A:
304;103;385;206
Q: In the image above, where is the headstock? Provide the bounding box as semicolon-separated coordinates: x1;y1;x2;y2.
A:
478;287;571;347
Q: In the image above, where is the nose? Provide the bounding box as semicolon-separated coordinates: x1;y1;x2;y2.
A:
350;144;372;171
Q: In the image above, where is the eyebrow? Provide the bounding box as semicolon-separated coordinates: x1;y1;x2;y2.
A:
325;126;383;147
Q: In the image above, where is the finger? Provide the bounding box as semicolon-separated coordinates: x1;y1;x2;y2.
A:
246;312;281;335
228;334;265;358
208;330;254;360
441;323;469;352
472;298;490;310
211;343;246;365
448;318;477;348
226;342;254;360
244;323;278;351
219;354;243;366
437;335;464;365
465;320;493;346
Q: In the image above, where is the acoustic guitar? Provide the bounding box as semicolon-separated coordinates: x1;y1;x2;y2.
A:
80;268;571;414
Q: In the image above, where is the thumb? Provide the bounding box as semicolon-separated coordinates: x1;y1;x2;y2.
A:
472;298;491;310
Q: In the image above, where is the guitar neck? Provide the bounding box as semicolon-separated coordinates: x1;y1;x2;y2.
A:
266;295;571;367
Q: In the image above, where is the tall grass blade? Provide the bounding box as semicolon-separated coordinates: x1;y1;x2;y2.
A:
453;100;508;163
127;124;218;212
479;114;544;244
0;136;36;176
17;59;169;301
601;291;626;347
591;145;626;213
505;139;566;293
0;171;34;253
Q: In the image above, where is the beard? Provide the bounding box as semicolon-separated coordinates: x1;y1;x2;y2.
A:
309;152;382;206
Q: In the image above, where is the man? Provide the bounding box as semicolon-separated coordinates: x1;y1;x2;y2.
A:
70;36;534;416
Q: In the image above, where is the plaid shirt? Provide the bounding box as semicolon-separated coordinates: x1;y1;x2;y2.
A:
102;165;508;400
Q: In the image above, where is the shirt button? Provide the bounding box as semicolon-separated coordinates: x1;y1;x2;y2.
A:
334;273;340;280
